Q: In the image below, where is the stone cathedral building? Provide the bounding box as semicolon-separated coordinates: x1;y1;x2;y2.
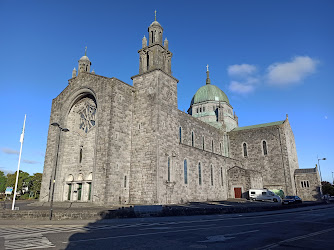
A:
40;18;321;205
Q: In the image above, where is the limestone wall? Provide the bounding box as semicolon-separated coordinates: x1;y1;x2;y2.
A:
157;110;243;204
295;171;321;201
40;73;135;205
130;70;178;204
282;119;299;195
229;123;295;195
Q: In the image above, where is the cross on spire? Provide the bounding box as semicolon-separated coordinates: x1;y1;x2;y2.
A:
154;10;157;21
85;46;87;56
206;64;211;84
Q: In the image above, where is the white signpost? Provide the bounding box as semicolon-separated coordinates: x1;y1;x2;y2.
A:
11;114;26;210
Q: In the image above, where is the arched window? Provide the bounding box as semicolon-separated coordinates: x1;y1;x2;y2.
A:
147;53;150;70
79;147;83;163
167;157;171;182
221;167;223;186
179;127;182;143
262;141;268;155
243;143;248;157
203;106;205;112
191;131;194;147
67;184;72;201
184;159;188;184
220;143;222;155
210;165;213;186
88;182;92;200
202;136;205;150
124;176;127;188
198;163;202;185
212;140;214;152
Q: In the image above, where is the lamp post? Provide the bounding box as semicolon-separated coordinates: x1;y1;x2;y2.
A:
49;122;69;220
317;157;326;182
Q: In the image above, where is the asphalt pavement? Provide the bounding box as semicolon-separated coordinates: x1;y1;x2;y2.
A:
1;204;334;249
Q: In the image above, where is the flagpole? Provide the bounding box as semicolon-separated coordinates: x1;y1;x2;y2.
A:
12;114;26;210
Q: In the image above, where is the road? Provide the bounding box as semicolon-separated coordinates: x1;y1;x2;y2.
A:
1;204;334;249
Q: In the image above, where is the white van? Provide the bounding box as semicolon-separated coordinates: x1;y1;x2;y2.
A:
249;189;281;202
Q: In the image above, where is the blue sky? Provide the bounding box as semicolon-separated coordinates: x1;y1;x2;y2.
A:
0;0;333;183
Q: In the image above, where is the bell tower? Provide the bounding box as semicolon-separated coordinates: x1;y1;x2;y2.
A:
78;47;91;74
138;11;172;75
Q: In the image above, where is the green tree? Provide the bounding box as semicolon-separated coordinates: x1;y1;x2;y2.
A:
0;171;7;193
6;170;30;196
28;173;42;199
322;181;334;196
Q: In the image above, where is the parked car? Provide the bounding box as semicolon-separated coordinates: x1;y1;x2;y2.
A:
249;189;281;202
282;196;302;205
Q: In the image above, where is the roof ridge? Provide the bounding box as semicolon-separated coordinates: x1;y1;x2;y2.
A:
232;120;285;131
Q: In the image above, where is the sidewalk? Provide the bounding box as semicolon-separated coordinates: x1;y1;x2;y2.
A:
0;199;332;221
1;203;333;226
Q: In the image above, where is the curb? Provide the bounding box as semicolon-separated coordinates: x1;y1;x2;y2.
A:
0;202;332;221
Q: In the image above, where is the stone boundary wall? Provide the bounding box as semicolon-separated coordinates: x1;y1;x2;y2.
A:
0;202;329;220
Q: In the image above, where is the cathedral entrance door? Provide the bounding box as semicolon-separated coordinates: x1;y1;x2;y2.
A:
234;187;242;198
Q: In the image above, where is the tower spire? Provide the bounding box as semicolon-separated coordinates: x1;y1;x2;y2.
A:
154;10;157;21
206;64;211;84
78;47;91;74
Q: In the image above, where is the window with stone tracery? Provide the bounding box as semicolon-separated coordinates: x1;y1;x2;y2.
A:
69;95;97;135
79;103;96;133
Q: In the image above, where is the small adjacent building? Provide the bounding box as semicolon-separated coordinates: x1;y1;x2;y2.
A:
295;167;322;201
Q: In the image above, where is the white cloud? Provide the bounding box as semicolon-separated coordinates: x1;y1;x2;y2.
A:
267;56;318;85
228;81;255;94
228;64;257;77
23;159;40;164
1;148;19;155
0;167;14;175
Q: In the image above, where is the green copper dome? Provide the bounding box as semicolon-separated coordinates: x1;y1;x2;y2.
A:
191;84;229;105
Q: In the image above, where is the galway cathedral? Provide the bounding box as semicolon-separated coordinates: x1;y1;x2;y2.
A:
40;17;321;205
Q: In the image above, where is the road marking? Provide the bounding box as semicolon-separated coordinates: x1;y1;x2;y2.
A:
291;220;333;225
224;229;259;236
198;230;259;243
257;227;334;250
5;234;55;250
63;220;288;244
140;224;217;231
62;225;234;243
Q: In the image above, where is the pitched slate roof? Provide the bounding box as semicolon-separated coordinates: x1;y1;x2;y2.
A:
295;168;317;174
232;120;285;132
